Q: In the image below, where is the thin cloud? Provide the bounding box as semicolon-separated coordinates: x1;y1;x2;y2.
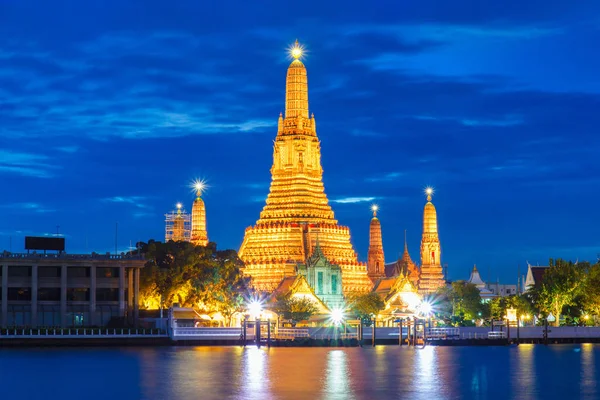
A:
102;196;150;209
0;202;55;213
331;196;377;204
366;172;404;182
0;151;56;178
55;146;80;153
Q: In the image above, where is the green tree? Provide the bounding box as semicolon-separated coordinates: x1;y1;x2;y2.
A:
273;295;319;326
435;281;483;326
138;240;249;326
531;258;585;326
489;294;533;321
346;292;385;325
580;261;600;321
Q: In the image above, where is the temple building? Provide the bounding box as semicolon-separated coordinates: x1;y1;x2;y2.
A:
191;180;209;246
372;274;421;326
239;41;372;294
297;240;344;310
467;265;518;299
165;203;191;242
524;264;549;291
468;265;494;300
367;206;386;282
386;231;420;287
418;188;445;294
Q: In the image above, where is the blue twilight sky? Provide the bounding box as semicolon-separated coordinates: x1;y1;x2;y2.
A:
1;0;599;283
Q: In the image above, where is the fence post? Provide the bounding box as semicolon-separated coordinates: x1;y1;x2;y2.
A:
255;318;261;348
372;318;376;347
399;320;403;346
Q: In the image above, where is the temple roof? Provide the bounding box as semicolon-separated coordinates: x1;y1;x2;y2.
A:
468;265;486;286
268;275;330;313
526;265;549;289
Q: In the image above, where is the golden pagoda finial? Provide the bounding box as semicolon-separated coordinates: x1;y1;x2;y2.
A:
176;202;183;215
404;229;408;252
190;179;207;198
290;39;303;60
371;204;378;217
425;187;434;202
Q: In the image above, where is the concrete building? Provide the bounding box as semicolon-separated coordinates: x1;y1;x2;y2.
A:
0;252;145;328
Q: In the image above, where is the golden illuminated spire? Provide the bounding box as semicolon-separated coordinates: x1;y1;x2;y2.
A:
367;205;385;280
419;187;444;294
239;41;372;293
285;40;309;120
289;39;304;60
423;187;437;235
190;179;208;246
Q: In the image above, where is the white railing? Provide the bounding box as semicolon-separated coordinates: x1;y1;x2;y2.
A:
340;332;358;339
488;331;507;339
172;327;246;338
0;328;166;338
426;328;460;339
275;328;309;340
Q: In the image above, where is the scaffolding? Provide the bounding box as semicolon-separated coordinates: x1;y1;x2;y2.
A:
165;206;191;242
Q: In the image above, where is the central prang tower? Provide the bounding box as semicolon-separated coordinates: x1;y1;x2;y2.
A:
239;41;372;294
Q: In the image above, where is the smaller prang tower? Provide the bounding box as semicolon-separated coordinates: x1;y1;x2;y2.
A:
419;188;445;294
367;205;386;282
165;203;191;242
190;180;209;246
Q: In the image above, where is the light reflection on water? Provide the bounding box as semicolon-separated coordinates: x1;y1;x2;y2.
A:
511;344;535;399
581;343;597;397
1;345;598;400
413;346;443;397
324;350;354;399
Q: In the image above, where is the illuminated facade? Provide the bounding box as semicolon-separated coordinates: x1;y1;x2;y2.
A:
367;206;386;281
419;189;445;293
165;204;191;242
239;41;372;294
373;274;421;326
191;181;209;246
297;241;345;310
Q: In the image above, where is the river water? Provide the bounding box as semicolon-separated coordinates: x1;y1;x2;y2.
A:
1;344;598;399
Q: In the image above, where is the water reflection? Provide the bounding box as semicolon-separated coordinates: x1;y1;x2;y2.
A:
323;350;355;399
2;345;599;399
241;347;271;399
512;344;535;400
413;346;444;398
581;343;597;397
